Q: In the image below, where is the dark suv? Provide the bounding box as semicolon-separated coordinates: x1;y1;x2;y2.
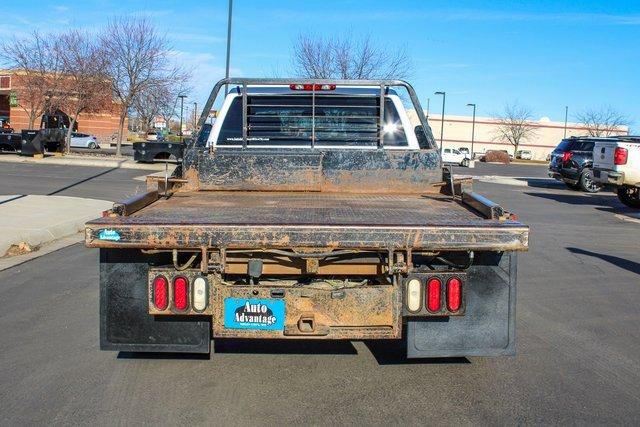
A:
548;136;605;192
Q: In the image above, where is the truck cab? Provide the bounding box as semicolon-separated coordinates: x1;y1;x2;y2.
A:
86;79;528;358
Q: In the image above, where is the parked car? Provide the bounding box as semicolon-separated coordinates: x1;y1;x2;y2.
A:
516;150;533;160
146;131;159;141
548;136;604;192
70;133;99;149
442;147;470;167
593;136;640;208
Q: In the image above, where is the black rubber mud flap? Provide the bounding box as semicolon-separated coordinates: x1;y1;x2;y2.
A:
407;252;516;358
100;249;211;354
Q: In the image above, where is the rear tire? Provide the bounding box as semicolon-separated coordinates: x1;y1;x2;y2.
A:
461;158;470;167
88;142;97;149
579;169;602;193
617;186;640;208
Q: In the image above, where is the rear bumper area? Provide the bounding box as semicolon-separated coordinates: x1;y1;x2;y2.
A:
593;168;624;185
548;169;577;185
99;249;519;357
212;283;401;339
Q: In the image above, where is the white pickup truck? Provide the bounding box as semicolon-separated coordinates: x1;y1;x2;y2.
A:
593;136;640;208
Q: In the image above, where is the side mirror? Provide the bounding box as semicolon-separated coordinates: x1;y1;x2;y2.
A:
414;125;429;149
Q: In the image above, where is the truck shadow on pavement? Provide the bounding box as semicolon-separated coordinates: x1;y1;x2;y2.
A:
212;339;358;355
524;191;621;207
364;340;470;365
567;247;640;275
118;340;471;364
117;352;211;360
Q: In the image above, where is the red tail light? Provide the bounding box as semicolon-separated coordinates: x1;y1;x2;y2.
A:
426;278;442;312
173;277;189;311
614;147;628;165
289;83;336;91
153;276;168;310
562;151;573;163
447;277;462;312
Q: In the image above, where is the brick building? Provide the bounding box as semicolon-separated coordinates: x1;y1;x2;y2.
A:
0;71;124;142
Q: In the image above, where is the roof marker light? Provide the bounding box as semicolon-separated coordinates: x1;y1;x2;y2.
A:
289;84;336;91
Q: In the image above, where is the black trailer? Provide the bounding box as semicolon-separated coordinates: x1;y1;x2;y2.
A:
133;140;185;163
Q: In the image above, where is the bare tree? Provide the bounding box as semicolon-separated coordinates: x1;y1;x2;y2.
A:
0;31;65;128
135;80;191;134
100;17;190;156
576;107;630;137
56;30;112;153
133;85;167;132
292;33;411;79
493;103;538;155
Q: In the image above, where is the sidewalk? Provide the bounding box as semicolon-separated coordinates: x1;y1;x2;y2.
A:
0;195;112;257
0;153;171;171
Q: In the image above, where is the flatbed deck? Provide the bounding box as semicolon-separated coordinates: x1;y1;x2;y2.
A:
86;191;529;251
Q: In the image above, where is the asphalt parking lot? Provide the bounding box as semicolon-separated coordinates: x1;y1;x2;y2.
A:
0;162;639;425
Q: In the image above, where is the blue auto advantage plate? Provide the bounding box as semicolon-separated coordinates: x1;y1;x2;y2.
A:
223;298;285;331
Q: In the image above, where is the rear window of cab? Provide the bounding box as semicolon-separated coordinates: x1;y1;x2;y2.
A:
216;95;408;147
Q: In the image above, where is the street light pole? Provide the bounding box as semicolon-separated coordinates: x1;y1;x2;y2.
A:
564;106;568;138
434;91;446;155
224;0;234;95
178;95;187;142
467;103;476;158
426;97;430;120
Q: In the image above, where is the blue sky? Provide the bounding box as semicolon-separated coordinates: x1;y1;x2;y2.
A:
4;0;640;127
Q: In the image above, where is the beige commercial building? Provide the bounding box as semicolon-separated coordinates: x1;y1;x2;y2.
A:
408;111;629;160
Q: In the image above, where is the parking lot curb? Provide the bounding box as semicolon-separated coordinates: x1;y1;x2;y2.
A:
0;154;170;171
0;195;112;258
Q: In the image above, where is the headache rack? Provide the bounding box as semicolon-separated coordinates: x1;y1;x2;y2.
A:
195;78;437;150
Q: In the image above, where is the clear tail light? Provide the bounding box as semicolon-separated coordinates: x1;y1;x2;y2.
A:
192;277;208;312
406;278;422;313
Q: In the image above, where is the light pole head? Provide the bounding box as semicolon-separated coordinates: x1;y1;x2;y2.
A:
435;91;445;96
466;103;476;107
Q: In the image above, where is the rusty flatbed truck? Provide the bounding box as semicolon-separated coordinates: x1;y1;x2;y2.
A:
85;78;529;358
